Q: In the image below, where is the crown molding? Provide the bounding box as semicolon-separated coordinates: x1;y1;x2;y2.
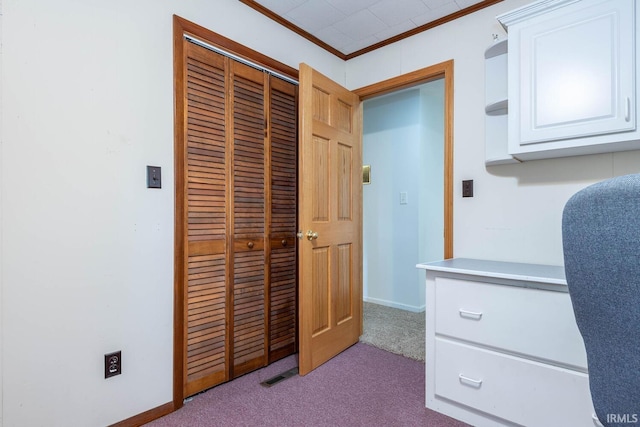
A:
497;0;580;30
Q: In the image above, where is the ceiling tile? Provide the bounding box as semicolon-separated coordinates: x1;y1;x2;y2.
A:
325;0;381;16
333;8;387;41
421;0;455;9
455;0;485;8
286;0;346;33
254;0;307;16
412;2;460;26
370;0;430;27
341;35;381;54
313;26;355;50
375;20;418;41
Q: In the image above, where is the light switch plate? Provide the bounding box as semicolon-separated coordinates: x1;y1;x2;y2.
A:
400;191;408;205
147;166;161;189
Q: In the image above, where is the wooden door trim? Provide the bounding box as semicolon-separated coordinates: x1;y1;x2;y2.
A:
173;15;187;411
353;60;454;259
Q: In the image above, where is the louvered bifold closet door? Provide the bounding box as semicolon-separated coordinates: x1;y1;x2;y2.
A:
230;62;268;377
183;42;229;396
268;78;298;362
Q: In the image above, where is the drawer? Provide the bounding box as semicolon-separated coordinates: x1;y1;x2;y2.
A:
434;338;594;427
435;277;587;369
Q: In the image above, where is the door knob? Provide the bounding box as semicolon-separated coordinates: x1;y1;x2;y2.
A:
306;230;319;241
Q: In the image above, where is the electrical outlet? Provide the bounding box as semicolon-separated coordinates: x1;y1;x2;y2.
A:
105;351;122;379
462;180;474;197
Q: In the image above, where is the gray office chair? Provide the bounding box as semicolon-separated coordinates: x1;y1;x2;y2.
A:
562;174;640;427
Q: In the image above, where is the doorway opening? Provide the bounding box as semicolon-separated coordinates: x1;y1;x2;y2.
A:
362;78;445;313
354;60;454;264
354;62;453;361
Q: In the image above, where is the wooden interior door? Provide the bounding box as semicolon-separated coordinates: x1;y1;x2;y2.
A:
298;63;362;375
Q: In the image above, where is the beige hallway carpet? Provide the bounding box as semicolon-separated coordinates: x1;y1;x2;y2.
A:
360;301;425;361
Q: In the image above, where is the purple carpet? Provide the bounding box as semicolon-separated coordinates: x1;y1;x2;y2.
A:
146;343;468;427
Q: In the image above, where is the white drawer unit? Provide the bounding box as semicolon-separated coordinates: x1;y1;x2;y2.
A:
417;258;596;427
435;277;587;370
435;339;593;427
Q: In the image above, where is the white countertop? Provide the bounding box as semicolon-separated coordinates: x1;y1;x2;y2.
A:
416;258;566;285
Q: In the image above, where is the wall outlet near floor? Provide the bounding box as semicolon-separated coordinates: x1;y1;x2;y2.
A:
105;351;122;378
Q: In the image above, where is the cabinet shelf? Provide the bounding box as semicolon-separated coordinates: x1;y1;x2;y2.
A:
485;38;515;165
485;99;508;115
484;39;507;59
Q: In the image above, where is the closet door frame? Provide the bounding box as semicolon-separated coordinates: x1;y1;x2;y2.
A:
173;15;299;409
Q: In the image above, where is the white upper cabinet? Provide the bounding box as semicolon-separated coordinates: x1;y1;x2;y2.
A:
499;0;640;161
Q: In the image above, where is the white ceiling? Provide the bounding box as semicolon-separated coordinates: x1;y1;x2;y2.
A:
252;0;487;56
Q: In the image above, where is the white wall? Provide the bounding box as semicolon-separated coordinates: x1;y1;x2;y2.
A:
363;89;422;311
347;0;640;266
1;1;344;426
363;79;444;312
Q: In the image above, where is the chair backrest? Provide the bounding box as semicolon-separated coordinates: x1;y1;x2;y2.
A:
562;174;640;426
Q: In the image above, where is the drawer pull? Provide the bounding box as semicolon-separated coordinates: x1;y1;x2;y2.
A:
459;374;483;389
459;309;483;320
247;241;254;249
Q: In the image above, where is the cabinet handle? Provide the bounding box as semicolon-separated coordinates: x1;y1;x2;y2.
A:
459;374;483;389
281;239;288;247
626;97;631;122
459;309;483;320
247;241;254;249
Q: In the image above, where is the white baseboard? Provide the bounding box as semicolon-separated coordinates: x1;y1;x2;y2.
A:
363;296;425;313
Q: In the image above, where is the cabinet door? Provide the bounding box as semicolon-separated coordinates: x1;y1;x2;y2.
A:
512;0;635;146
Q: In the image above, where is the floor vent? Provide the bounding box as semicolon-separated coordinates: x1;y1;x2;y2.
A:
260;367;298;388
